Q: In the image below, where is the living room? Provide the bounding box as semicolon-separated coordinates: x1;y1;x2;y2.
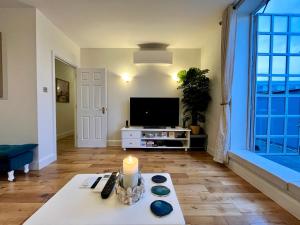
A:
0;0;300;224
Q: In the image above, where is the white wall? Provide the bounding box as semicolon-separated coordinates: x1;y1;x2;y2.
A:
0;8;37;144
35;9;80;169
200;27;222;155
55;59;76;140
80;48;201;145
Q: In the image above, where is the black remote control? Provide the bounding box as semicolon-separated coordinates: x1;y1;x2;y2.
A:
101;172;118;199
90;177;102;189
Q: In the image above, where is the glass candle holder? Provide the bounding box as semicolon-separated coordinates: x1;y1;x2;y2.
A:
115;171;145;205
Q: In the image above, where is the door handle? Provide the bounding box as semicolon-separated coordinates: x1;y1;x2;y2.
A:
102;107;105;114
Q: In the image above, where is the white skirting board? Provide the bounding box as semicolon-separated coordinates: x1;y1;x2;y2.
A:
107;140;121;147
57;130;74;140
30;154;57;170
30;160;39;170
228;159;300;220
207;145;215;157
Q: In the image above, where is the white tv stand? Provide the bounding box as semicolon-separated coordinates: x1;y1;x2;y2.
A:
121;127;191;151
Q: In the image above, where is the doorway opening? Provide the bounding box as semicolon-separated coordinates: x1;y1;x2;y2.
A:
54;57;77;151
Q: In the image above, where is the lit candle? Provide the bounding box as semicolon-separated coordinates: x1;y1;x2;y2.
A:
123;156;139;188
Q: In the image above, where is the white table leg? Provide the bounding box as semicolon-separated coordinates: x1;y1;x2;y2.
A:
24;164;29;173
8;170;15;182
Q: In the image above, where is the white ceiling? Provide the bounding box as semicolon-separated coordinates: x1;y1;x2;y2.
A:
19;0;233;48
0;0;31;8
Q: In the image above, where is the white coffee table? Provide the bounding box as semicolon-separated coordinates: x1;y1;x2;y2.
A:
23;173;186;225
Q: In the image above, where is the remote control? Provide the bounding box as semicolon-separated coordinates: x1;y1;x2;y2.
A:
92;174;110;193
80;176;98;188
90;177;102;189
101;172;118;199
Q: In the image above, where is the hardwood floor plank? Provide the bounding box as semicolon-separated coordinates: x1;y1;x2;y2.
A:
0;136;299;225
0;203;42;225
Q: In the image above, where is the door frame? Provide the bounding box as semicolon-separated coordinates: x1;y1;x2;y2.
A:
51;51;78;156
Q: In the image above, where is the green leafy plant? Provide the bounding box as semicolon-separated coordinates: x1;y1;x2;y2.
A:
177;67;211;126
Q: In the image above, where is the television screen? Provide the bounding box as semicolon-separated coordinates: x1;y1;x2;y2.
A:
130;97;179;127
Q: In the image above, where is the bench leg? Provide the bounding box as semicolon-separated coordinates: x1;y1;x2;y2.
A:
8;170;15;182
24;164;29;173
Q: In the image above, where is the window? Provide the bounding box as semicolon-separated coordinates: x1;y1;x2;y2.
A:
254;14;300;155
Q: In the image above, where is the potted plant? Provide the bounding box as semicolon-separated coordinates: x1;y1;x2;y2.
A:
177;68;211;135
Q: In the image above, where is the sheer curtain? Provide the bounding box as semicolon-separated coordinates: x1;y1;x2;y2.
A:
213;5;237;163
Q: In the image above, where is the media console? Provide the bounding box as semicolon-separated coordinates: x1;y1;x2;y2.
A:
121;127;191;151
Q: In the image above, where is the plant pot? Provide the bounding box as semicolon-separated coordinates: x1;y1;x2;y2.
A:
190;125;200;135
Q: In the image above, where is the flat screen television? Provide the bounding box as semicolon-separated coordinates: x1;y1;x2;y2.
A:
130;97;179;127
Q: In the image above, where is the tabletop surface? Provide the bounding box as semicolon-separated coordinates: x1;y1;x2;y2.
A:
23;173;186;225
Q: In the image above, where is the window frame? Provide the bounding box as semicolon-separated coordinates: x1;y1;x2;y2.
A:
252;13;300;155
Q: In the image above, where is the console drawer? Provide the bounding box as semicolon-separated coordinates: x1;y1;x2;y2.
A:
122;131;141;139
122;139;140;148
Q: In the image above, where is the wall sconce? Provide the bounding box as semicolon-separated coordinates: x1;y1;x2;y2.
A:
172;73;179;82
121;73;132;82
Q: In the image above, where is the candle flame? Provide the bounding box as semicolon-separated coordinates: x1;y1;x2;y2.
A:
128;155;133;163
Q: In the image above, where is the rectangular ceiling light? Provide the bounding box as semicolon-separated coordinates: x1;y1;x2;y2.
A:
133;50;173;65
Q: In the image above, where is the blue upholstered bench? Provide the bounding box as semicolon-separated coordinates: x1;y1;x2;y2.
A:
0;144;37;181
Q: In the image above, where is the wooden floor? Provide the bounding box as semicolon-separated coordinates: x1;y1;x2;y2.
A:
0;136;299;225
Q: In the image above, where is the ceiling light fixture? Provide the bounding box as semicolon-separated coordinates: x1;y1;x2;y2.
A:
133;43;173;65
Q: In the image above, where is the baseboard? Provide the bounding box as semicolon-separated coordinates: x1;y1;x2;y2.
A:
207;145;214;156
30;146;40;170
57;130;74;140
30;154;57;170
29;160;39;170
39;153;57;169
108;140;121;147
228;159;300;220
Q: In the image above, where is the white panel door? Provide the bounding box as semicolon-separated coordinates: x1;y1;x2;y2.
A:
77;68;107;147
